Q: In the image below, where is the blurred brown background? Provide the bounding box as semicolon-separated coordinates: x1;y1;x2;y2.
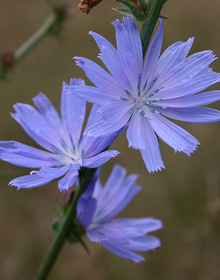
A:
0;0;220;279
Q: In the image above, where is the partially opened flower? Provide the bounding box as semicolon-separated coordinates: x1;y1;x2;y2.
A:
67;17;220;172
77;165;162;262
0;79;120;191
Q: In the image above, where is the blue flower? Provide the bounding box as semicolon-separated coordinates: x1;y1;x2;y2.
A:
77;165;162;262
0;79;120;191
67;18;220;172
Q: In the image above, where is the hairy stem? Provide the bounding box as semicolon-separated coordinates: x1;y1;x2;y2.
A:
0;2;69;80
141;0;166;55
14;15;56;64
35;168;96;280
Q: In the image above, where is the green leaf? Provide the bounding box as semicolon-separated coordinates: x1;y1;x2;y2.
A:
61;205;69;216
67;231;90;254
51;218;61;233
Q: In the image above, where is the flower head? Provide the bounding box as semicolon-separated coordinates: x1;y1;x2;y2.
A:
67;17;220;172
77;165;162;262
0;79;120;191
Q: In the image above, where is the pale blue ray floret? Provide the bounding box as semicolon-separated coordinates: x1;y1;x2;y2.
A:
77;164;162;262
66;17;220;173
0;79;120;191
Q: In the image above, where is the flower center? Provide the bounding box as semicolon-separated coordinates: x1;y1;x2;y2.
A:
56;139;83;167
133;96;145;109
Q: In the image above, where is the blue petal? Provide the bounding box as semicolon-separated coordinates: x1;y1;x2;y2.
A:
93;165;140;221
74;57;122;95
83;105;124;157
9;167;66;189
142;19;163;86
93;164;126;200
98;101;132;123
101;241;145;263
0;141;57;161
154;71;220;99
0;153;54;168
115;235;161;251
77;168;101;227
85;105;131;136
61;80;86;145
140;147;165;173
79;168;100;199
138;117;165;172
146;109;200;155
9;174;56;189
89;31;133;91
122;17;143;75
86;229;108;242
58;169;79;191
84;104;101;130
88;221;148;240
92;178;102;199
94;176;140;222
88;218;162;240
160;50;217;89
83;150;120;168
77;196;97;228
156;38;194;78
158;107;220;123
66;84;115;106
113;18;142;87
33;166;67;178
154;90;220;107
85;115;130;136
126;112;165;172
12;103;63;153
127;111;146;150
109;217;163;234
32;93;64;135
83;130;123;158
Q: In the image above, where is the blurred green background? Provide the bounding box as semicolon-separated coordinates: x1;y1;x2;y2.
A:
1;0;220;279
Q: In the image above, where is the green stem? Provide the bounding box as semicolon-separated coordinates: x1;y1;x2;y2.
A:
14;14;56;64
0;4;68;80
35;168;96;280
141;0;166;55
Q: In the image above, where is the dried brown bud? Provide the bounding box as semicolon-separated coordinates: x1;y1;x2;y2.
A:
1;48;15;69
77;0;102;14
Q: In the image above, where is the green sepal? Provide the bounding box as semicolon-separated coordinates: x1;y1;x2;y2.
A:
67;232;90;254
113;0;168;23
67;232;78;244
112;7;135;18
159;15;169;19
118;1;147;22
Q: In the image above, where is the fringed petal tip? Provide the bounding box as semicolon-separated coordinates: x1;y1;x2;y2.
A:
73;56;83;65
8;181;17;188
174;141;200;156
9;180;26;190
62;81;68;88
149;164;166;174
111;18;121;27
32;92;45;102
